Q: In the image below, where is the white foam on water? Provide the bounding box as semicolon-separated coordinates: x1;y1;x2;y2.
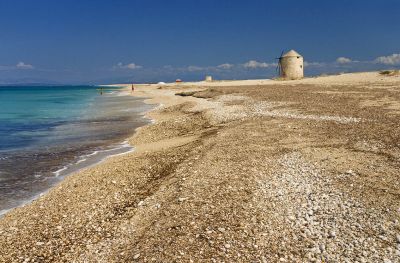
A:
75;158;87;164
53;166;68;177
0;140;136;218
52;141;134;178
0;88;156;218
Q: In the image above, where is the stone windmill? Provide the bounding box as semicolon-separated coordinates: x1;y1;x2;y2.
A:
277;50;304;80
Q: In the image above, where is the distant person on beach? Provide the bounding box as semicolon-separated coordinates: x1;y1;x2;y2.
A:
131;84;135;93
100;87;103;95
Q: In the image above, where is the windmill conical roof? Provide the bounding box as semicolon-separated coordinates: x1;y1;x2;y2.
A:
282;50;302;57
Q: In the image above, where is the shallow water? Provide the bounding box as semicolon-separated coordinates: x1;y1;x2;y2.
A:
0;86;152;214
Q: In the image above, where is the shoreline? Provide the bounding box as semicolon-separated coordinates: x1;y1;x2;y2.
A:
0;87;153;217
0;140;135;217
1;72;399;262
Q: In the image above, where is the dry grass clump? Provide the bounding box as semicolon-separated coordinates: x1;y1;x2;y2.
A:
379;70;400;76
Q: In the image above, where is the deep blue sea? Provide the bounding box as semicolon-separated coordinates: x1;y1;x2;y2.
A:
0;86;151;214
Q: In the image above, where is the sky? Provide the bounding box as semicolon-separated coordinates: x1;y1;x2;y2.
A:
0;0;399;84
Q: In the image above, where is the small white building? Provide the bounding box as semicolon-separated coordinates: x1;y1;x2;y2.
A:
279;50;304;80
205;75;213;82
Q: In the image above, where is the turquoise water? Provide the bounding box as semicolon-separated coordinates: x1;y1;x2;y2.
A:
0;86;100;151
0;86;151;214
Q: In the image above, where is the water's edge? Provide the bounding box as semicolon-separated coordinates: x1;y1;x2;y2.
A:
0;89;155;217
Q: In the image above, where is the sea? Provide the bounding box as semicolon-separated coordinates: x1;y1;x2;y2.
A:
0;85;152;215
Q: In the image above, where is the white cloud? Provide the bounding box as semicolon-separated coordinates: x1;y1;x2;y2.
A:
116;62;142;70
187;65;203;72
16;62;34;69
375;53;400;65
243;60;270;69
217;63;234;69
304;61;325;67
336;57;352;64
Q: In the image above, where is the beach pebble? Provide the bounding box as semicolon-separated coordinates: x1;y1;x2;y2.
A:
319;244;326;252
133;253;141;259
178;197;188;202
346;169;356;175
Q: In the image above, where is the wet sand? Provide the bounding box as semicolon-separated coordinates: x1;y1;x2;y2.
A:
0;72;399;262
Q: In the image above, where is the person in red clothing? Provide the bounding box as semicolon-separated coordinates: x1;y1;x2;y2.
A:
131;84;135;93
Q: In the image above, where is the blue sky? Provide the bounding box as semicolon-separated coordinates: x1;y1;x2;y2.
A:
0;0;399;84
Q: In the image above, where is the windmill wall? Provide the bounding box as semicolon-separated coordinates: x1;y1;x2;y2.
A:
280;54;304;80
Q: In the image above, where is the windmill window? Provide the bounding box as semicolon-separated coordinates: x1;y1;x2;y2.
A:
297;56;300;59
300;65;303;68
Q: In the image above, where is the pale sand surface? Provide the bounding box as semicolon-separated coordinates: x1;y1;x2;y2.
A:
116;71;400;88
0;72;400;262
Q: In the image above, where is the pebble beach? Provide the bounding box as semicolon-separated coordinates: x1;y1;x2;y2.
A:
0;72;399;262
